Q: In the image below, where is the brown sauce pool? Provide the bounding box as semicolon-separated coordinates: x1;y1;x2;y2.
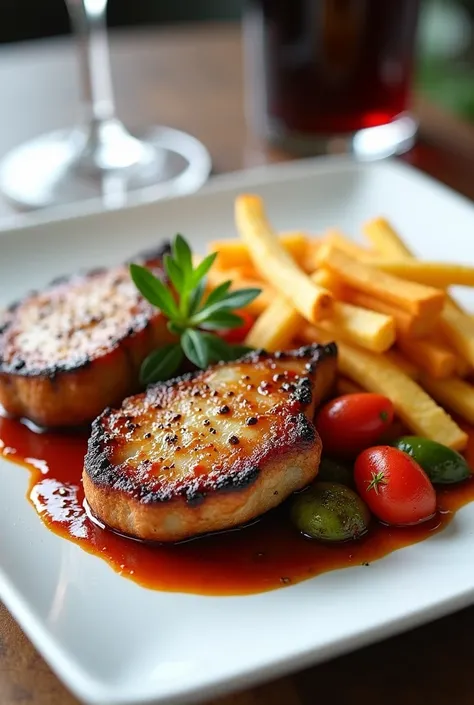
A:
2;413;474;596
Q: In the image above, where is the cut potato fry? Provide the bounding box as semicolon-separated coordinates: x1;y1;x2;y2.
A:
303;239;324;273
235;195;333;322
384;350;420;380
372;259;474;288
316;244;445;318
420;375;474;425
363;217;412;259
343;288;438;338
245;291;394;353
439;300;474;368
207;263;261;282
301;325;467;450
428;325;471;378
209;231;309;270
364;217;474;371
311;268;346;297
397;336;458;380
245;295;303;352
318;301;395;353
323;229;375;262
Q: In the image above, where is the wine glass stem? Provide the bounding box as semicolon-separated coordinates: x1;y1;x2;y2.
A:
66;0;116;127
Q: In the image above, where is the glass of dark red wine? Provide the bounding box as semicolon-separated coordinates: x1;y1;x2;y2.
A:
244;0;420;159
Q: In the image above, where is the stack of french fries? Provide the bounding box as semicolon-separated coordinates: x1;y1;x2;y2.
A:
206;194;474;452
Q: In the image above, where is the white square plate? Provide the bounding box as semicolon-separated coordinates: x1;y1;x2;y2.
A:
2;157;474;705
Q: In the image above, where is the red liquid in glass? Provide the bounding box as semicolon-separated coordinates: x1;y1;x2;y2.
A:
247;0;420;135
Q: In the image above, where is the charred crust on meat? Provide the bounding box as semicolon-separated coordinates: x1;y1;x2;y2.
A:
292;377;313;406
0;253;168;377
83;343;336;513
214;465;260;491
289;412;317;445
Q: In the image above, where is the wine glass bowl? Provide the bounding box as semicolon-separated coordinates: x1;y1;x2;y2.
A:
0;0;211;210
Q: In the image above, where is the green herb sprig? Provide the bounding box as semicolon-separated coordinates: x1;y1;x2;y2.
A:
130;235;261;384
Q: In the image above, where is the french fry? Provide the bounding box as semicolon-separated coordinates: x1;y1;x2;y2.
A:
384;350;420;380
371;259;474;288
363;217;412;258
439;300;474;368
316;244;445;318
420;375;474;425
362;218;474;370
428;325;471;378
301;325;467;450
245;295;303;352
206;266;275;317
235;195;333;323
317;301;395;353
303;238;323;272
245;273;395;353
343;288;438;338
323;229;375;262
311;268;346;297
397;336;458;379
209;231;309;270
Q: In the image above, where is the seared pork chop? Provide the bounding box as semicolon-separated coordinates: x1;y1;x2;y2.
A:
83;343;337;542
0;245;174;428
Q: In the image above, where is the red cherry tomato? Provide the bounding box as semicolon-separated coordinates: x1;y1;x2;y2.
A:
354;446;436;526
218;309;254;344
315;393;394;458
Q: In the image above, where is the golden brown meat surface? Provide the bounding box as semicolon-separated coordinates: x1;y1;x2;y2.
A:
83;343;337;542
0;246;174;428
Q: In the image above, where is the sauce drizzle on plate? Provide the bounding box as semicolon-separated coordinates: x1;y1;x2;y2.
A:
2;413;474;596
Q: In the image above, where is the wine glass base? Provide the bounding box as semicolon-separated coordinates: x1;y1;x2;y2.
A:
0;126;212;211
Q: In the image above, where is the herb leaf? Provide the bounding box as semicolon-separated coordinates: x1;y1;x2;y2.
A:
130;234;262;383
200;311;243;331
203;280;232;308
172;235;193;283
191;287;260;324
182;329;209;369
191;252;218;287
140;344;183;385
188;278;206;316
163;253;184;292
130;264;179;319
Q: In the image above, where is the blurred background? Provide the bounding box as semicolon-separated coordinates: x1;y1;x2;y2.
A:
2;0;473;124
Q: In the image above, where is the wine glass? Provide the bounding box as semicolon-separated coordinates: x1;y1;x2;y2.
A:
0;0;212;210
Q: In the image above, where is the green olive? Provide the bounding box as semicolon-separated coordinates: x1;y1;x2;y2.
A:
317;458;355;488
392;436;471;485
290;482;371;542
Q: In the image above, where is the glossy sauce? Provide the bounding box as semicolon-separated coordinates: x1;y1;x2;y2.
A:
2;413;474;596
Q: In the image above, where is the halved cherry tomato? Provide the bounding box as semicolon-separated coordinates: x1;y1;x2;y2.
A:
354;446;436;526
218;309;254;344
315;393;394;458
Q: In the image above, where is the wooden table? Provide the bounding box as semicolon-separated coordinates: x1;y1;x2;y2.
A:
1;22;474;705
